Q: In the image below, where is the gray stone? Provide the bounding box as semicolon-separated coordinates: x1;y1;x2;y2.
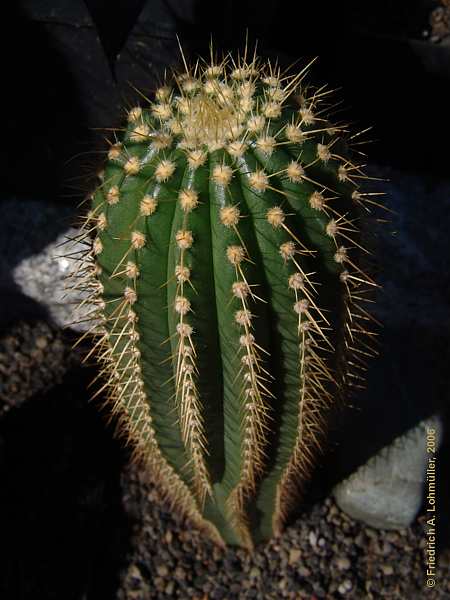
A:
333;414;443;529
0;197;96;332
13;227;96;332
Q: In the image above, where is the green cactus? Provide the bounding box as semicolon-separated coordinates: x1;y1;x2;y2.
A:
75;51;380;549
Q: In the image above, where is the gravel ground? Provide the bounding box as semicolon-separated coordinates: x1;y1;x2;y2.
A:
429;0;450;43
1;319;449;600
117;465;450;600
0;320;80;416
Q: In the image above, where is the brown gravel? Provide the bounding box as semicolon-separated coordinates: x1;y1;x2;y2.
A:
0;320;79;416
429;0;450;42
116;466;450;600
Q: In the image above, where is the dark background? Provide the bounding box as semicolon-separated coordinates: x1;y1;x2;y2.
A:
0;1;449;598
3;0;450;203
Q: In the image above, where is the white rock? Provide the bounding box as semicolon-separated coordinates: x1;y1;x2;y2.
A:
13;227;96;332
333;414;443;529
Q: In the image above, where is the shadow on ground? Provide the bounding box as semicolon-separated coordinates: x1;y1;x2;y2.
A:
0;365;131;600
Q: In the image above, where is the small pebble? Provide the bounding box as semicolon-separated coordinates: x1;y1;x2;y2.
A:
35;336;48;349
380;564;394;576
335;557;351;571
386;532;400;544
156;564;169;577
298;565;311;578
164;581;174;595
337;579;353;594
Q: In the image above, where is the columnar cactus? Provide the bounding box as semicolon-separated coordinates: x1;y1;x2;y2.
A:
74;52;380;549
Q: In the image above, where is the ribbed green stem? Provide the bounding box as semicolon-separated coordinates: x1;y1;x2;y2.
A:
78;56;379;548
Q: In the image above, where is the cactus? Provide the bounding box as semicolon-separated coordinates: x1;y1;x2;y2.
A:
73;50;380;549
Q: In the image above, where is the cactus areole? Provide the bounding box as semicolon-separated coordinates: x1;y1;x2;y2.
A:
78;52;379;549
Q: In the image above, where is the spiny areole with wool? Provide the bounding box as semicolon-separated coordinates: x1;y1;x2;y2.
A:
72;53;382;549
